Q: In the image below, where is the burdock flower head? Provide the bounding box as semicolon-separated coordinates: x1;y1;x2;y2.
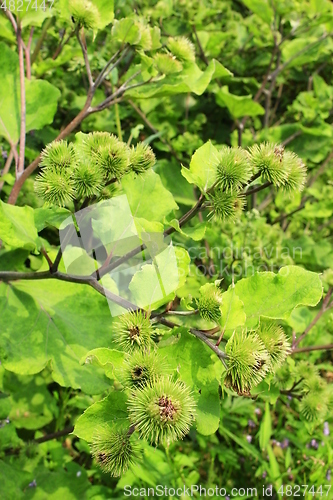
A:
196;283;223;323
129;143;156;174
91;424;139;477
121;351;168;389
128;377;196;445
68;0;100;30
113;310;155;352
224;330;270;395
215;146;252;192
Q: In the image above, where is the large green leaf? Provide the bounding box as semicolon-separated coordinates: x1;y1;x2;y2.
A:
0;201;39;251
215;86;265;119
34;207;72;231
82;348;126;379
0;280;117;394
234;266;323;328
121;170;178;222
241;0;274;25
1;372;57;430
0;43;60;144
73;391;129;442
129;246;190;310
159;328;222;435
219;287;246;331
127;60;232;99
181;141;219;193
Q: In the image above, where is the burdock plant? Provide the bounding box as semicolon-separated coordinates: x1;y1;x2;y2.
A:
91;424;139;477
128;377;196;445
196;283;223;323
113;310;155;352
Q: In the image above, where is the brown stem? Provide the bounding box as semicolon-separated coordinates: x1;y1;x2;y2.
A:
293;288;333;348
77;28;93;88
25;27;34;80
292;343;333;354
8;102;92;204
5;10;17;32
244;181;272;196
193;25;209;66
17;21;26;177
34;425;74;444
157;317;228;366
41;248;54;270
0;149;14;192
31;17;53;64
127;99;183;164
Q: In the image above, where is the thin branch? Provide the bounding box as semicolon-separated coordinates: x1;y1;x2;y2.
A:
269;32;330;81
0;149;14;192
157;317;228;367
192;25;209;66
292;343;333;354
52;30;75;61
31;17;53;64
89;279;140;312
244;181;272;196
271;198;309;225
127;99;183;164
307;150;333;188
77;28;93;88
25;27;34;80
5;10;17;32
93;47;129;90
41;248;53;270
293;288;333;348
34;425;74;444
281;130;302;147
17;21;26;177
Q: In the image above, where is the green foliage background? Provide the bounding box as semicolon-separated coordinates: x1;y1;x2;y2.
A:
0;0;333;498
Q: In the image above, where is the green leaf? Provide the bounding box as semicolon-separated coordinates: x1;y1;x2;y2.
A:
0;201;39;251
129;245;190;310
127;60;232;99
267;444;282;487
111;18;141;45
221;426;263;462
34;207;72;232
159;328;222;435
215;86;265;119
3;373;57;430
0;460;29;498
73;391;129;442
0;43;60;144
234;266;323;327
181;141;219;192
241;0;274;25
122;170;178;222
259;401;272;451
0;280;116;394
166;219;207;241
93;0;115;28
219;287;246;331
82;348;126;379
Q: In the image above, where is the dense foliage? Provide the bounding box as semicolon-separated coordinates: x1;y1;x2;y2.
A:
0;0;333;498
